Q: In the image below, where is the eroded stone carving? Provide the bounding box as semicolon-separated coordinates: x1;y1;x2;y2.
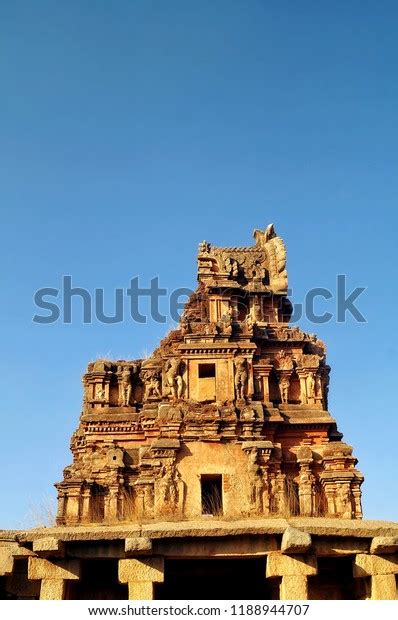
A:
235;357;249;400
118;365;132;407
164;358;184;400
247;448;264;513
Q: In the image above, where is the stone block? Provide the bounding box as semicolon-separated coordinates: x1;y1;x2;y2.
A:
128;582;154;600
353;554;398;577
281;527;312;554
119;557;164;584
40;579;65;600
125;537;153;556
0;546;14;576
28;557;80;581
266;553;317;577
33;537;65;556
370;537;398;555
370;574;397;600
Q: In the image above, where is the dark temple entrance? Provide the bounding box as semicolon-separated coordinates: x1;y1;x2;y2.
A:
65;559;128;600
155;558;277;600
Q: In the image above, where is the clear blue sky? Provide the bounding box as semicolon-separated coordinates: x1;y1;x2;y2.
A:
1;1;397;528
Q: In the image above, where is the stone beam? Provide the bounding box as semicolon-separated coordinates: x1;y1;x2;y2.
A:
266;553;317;600
119;557;164;600
313;538;369;556
28;557;80;600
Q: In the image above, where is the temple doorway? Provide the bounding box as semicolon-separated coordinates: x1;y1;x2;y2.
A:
155;557;278;600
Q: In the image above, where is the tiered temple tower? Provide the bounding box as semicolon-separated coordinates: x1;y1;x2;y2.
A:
55;224;364;525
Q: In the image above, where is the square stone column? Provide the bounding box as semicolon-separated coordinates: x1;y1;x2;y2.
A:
28;557;80;600
354;554;398;600
266;553;317;600
119;557;164;600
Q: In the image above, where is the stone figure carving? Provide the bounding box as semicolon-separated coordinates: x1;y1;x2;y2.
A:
279;376;290;403
243;311;254;335
198;240;211;254
306;372;315;399
158;463;178;509
235;357;248;400
274;350;294;371
165;357;184;400
253;223;288;292
217;308;233;336
118;365;132;407
142;370;162;400
247;449;264;513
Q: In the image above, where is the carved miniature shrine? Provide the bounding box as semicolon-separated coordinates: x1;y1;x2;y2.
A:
55;224;364;525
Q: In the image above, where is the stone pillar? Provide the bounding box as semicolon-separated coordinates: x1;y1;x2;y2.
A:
65;489;81;524
353;554;398;600
297;448;314;517
297;370;308;405
81;488;91;522
266;553;317;600
28;557;80;600
351;482;363;519
277;370;291;404
119;557;164;600
255;364;273;404
55;490;66;525
0;545;15;577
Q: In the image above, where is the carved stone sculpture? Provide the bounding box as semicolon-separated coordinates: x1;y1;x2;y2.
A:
118;365;132;407
217;309;233;336
158;463;178;511
247;449;264;513
142;370;162;400
279;376;290;404
306;372;315;399
164;358;184;400
235;357;248;400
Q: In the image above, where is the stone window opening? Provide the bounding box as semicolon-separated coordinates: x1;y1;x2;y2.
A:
198;363;216;378
197;363;216;401
201;474;223;516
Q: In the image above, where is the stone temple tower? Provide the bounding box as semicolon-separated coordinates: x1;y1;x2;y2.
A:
6;224;397;602
55;223;363;525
